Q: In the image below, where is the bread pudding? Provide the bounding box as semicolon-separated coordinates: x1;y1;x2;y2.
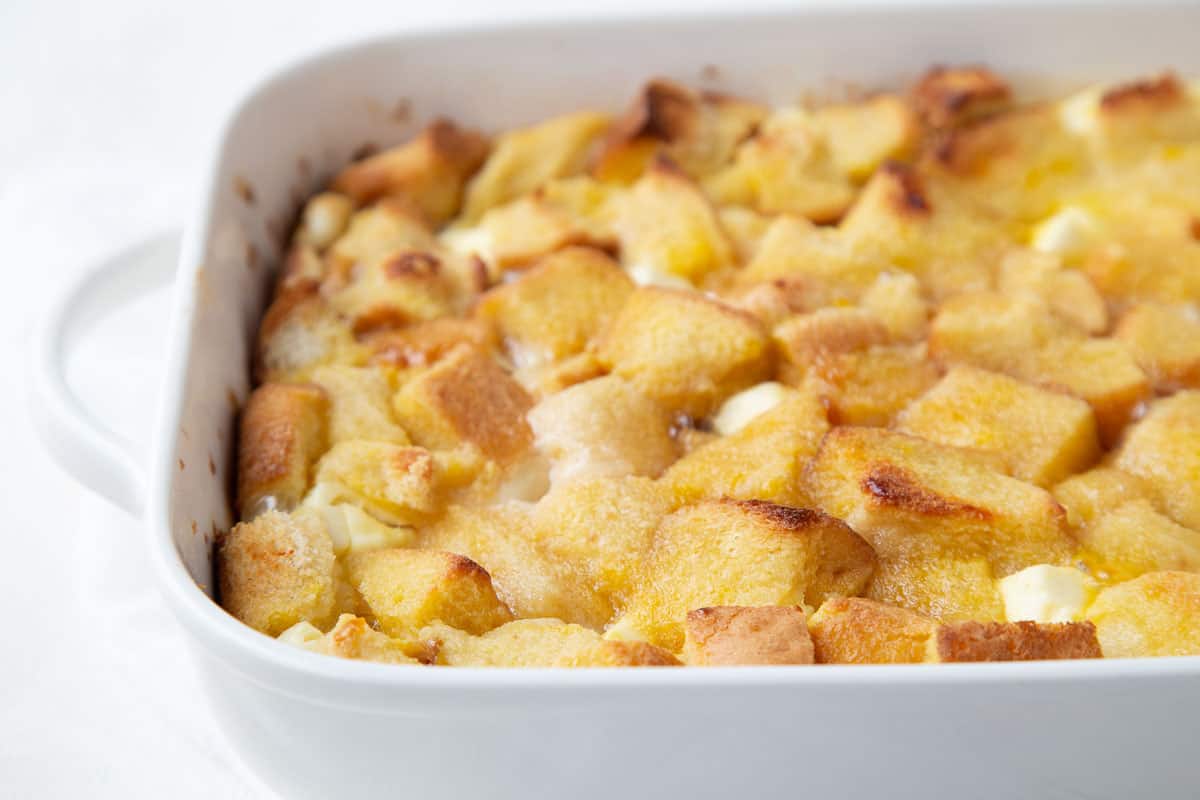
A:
219;67;1200;667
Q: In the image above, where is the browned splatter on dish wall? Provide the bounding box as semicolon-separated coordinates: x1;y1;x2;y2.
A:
233;175;256;205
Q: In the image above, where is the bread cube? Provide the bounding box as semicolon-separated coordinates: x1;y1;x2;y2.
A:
897;366;1100;487
929;292;1149;442
682;606;814;666
365;317;495;369
737;216;883;296
308;365;408;445
219;510;337;636
661;384;828;506
616;500;876;651
256;290;364;383
1114;392;1200;530
911;66;1012;129
475;247;632;367
326;201;436;272
998;249;1108;334
527;375;677;485
807;427;1074;575
614;159;734;283
815;94;919;180
866;555;1004;622
595;287;770;417
344;548;513;637
425;619;679;667
236;382;328;517
421;504;606;626
806;345;941;427
774;308;890;370
860;272;930;342
331;119;489;224
1086;571;1200;657
392;345;533;464
1082;500;1200;580
530;476;673;623
704;108;857;222
294;191;354;252
460;111;610;222
326;250;458;335
1116;303;1200;390
809;597;935;664
313;442;438;526
1052;467;1155;531
932;620;1101;662
284;614;430;665
596;79;765;182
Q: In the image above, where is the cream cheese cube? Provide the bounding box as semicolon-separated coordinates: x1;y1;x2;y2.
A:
712;382;786;436
1000;564;1095;623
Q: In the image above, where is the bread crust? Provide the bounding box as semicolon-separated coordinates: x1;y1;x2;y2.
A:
934;620;1102;662
683;606;814;666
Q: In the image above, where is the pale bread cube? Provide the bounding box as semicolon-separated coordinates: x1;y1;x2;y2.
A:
866;555;1004;622
326;201;436;272
804;345;941;427
807;427;1074;575
814;94;920;180
364;317;495;369
295;192;354;251
288;614;430;665
998;249;1108;334
236;382;328;517
308;365;408;446
737;216;883;297
460;112;610;222
474;247;632;367
392;345;534;464
1116;303;1200;390
331;120;488;224
897;366;1100;487
616;500;876;652
682;606;814;666
527;375;677;485
313;442;438;526
424;619;679;667
809;597;935;664
344;548;513;637
1082;500;1200;580
1052;467;1156;531
256;290;364;383
860;272;930;342
615;159;734;282
661;384;828;506
595;287;770;418
1086;571;1200;657
219;510;337;636
1114;391;1200;530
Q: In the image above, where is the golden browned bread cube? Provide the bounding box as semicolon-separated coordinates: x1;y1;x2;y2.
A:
736;216;883;298
527;376;677;484
704;108;857;222
814;94;920;180
595;79;765;182
392;345;533;463
682;606;814;666
1081;500;1200;580
425;619;679;667
774;307;890;369
911;65;1012;130
474;247;632;367
614;159;734;283
932;620;1101;662
809;597;936;664
662;384;828;506
421;504;606;626
615;500;876;652
997;249;1108;334
860;272;930;342
331;119;489;224
897;366;1100;487
866;555;1004;622
929;292;1149;442
807;427;1074;575
344;548;513;637
313;442;438;526
530;476;673;624
805;345;941;427
1114;391;1200;530
326;200;437;272
1052;466;1156;531
236;382;328;517
595;287;770;418
460;112;610;223
325;250;458;336
1086;571;1200;657
308;365;408;445
219;509;337;636
1115;303;1200;390
365;317;495;369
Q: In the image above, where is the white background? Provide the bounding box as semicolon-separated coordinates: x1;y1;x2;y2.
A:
0;0;1017;796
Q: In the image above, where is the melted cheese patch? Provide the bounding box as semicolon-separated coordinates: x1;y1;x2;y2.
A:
1000;564;1095;623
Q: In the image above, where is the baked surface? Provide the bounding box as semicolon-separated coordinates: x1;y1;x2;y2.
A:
221;67;1200;666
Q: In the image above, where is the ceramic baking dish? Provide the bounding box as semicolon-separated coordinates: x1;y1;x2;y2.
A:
30;5;1200;798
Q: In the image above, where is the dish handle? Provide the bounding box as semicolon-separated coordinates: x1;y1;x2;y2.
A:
29;233;181;518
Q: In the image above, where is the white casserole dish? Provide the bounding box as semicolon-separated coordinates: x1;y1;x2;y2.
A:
30;5;1200;798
